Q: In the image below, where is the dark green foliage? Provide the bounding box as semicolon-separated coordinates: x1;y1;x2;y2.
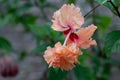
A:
0;14;12;28
112;0;120;6
95;0;107;5
73;65;95;80
19;51;27;61
104;30;120;56
30;22;64;42
68;0;76;4
94;15;111;33
31;41;51;54
0;37;13;53
43;3;58;9
49;68;67;80
39;0;46;4
30;23;64;54
95;0;120;16
29;23;52;39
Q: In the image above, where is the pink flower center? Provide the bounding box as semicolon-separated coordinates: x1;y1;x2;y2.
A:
69;33;79;42
63;29;79;43
63;27;71;35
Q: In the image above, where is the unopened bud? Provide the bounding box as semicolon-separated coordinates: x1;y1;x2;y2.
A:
0;56;19;77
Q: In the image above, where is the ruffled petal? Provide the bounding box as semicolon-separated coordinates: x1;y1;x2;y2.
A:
76;24;97;49
52;4;84;32
43;42;81;70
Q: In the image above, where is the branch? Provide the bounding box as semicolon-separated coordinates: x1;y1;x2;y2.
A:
108;0;120;18
84;4;101;17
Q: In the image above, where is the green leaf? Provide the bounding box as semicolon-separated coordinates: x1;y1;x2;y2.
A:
0;14;12;28
95;0;120;15
111;0;120;6
0;37;13;53
19;51;27;61
73;65;95;80
112;39;120;52
39;0;46;4
49;68;67;80
30;23;58;42
31;41;51;54
68;0;76;4
22;14;37;32
103;0;120;16
104;2;117;15
78;49;89;64
104;30;120;56
16;3;32;16
23;14;37;24
29;23;51;37
94;15;111;33
54;32;64;43
43;3;58;9
95;0;107;5
0;0;8;3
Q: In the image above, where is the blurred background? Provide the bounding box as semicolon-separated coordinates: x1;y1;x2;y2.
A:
0;0;120;80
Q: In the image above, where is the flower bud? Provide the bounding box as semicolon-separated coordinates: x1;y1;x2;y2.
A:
0;56;19;77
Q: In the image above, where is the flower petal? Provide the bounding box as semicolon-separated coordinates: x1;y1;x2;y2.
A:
52;4;84;32
76;24;97;49
44;42;81;70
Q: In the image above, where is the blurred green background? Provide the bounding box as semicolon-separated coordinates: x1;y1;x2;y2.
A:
0;0;120;80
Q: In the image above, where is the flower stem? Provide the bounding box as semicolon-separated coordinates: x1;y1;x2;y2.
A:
63;31;71;46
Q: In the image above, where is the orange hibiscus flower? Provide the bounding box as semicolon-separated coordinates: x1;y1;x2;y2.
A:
43;42;82;70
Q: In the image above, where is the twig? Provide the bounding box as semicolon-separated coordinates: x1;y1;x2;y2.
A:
84;4;101;17
108;0;120;18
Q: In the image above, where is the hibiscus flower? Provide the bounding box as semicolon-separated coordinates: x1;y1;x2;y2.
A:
44;42;82;70
52;4;84;33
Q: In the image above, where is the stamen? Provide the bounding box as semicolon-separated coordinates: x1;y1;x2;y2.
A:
63;31;71;46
